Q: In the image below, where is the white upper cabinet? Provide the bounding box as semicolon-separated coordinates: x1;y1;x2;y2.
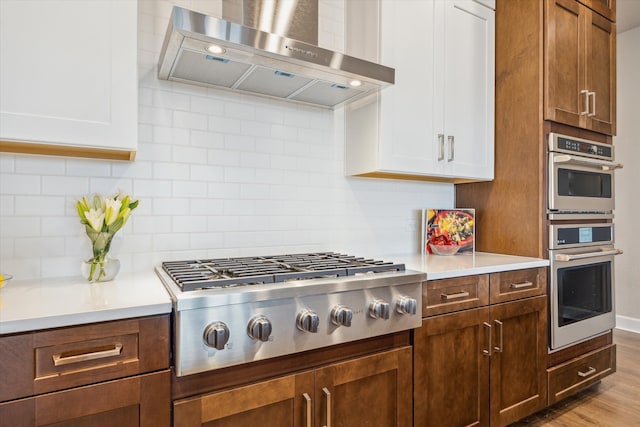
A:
0;0;138;159
345;0;495;182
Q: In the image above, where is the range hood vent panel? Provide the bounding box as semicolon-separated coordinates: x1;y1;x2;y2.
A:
158;4;394;109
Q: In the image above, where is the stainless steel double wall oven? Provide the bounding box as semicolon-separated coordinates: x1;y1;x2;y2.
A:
547;132;622;350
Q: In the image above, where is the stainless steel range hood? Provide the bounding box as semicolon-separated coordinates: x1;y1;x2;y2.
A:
157;1;394;109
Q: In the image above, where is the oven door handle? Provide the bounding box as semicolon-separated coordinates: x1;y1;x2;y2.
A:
554;248;623;262
553;154;623;170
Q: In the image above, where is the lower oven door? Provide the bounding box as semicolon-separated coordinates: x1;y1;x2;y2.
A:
549;245;621;350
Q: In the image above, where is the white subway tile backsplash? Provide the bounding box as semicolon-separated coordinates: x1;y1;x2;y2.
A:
0;0;455;279
15;157;66;175
172;216;208;232
153;162;190;180
0;174;41;195
173;110;208;130
67;160;111;177
191;96;225;115
1;217;41;237
154;90;190;111
154;233;190;251
191;130;225;148
14;237;65;257
190;164;224;181
132;215;172;234
190;232;224;250
153;198;191;215
16;196;66;216
42;176;88;196
172;180;208;198
208;116;243;134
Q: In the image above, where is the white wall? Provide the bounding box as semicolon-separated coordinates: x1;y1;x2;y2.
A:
614;26;640;333
0;0;454;280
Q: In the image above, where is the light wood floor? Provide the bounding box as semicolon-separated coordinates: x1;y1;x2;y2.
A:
511;329;640;426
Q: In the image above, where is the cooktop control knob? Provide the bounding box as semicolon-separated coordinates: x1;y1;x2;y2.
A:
297;308;320;333
203;321;230;350
369;300;391;320
396;296;418;315
331;304;353;327
247;315;272;342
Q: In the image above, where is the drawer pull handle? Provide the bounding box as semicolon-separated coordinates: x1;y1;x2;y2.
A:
578;367;597;378
303;393;312;427
52;343;123;366
482;322;492;356
441;291;470;300
494;320;504;353
510;281;533;289
322;387;331;427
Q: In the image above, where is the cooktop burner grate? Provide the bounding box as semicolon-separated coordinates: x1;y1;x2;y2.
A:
162;252;405;291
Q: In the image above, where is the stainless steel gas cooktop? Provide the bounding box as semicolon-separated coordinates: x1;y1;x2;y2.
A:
156;252;424;376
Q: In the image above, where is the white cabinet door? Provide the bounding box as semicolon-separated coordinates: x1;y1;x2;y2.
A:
435;0;495;180
0;0;137;155
377;0;439;174
345;0;494;182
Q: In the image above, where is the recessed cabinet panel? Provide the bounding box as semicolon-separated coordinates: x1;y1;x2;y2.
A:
0;0;137;155
345;0;495;182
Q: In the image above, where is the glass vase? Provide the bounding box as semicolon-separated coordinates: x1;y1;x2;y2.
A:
81;257;120;283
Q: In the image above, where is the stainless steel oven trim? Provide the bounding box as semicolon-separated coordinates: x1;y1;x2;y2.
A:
549;245;618;350
548;151;615;213
549;222;615;250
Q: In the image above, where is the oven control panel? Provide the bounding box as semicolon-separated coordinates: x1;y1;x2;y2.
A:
549;133;613;160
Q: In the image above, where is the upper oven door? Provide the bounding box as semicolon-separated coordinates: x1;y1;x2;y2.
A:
548;152;615;213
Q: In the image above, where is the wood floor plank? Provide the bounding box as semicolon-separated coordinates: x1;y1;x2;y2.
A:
511;329;640;426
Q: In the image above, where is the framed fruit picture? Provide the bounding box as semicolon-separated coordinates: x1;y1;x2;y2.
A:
422;209;475;255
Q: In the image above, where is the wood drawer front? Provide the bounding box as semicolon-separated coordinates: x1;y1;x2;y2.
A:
423;275;489;317
547;344;616;405
0;370;170;427
0;315;169;402
489;267;547;304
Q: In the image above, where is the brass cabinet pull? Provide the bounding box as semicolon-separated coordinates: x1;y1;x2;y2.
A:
510;281;533;289
441;291;470;300
322;387;332;427
437;134;445;161
52;343;123;366
578;366;597;378
581;89;590;115
303;393;312;427
482;322;492;356
494;320;504;353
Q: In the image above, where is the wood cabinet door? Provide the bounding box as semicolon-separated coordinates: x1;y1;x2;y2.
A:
545;0;587;129
315;347;412;427
0;370;170;427
489;296;547;427
414;308;491;427
173;371;314;427
585;11;616;135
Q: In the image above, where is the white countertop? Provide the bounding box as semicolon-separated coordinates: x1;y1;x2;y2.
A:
0;272;172;335
392;252;549;280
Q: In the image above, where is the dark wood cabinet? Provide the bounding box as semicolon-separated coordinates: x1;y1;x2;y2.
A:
0;315;171;427
173;346;412;427
545;0;616;135
414;270;547;427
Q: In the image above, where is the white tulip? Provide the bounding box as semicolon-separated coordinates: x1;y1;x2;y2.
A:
104;198;122;226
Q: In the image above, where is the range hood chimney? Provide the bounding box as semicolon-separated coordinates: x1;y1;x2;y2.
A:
157;1;394;109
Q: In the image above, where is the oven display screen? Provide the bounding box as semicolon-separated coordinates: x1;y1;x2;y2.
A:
557;226;612;245
579;227;593;243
